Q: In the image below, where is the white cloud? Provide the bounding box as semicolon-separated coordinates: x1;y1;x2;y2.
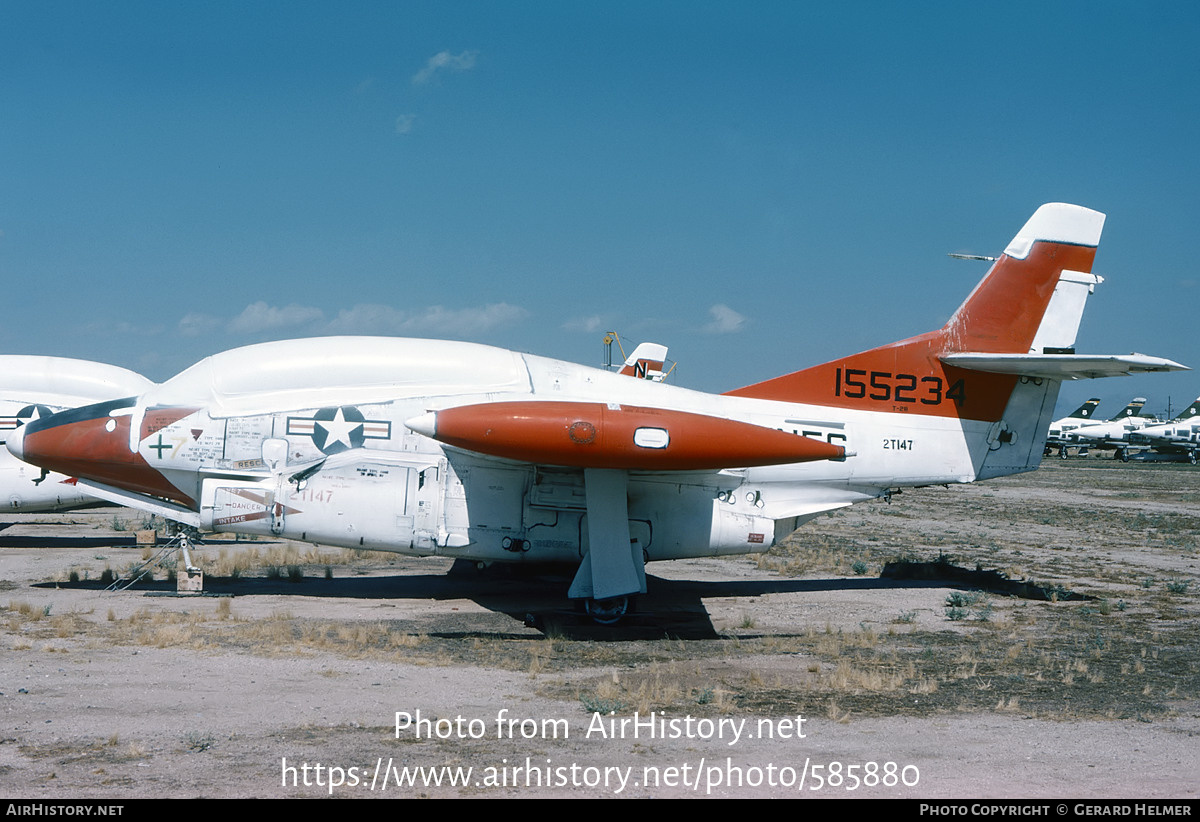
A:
227;301;325;335
183;300;527;343
83;319;163;337
326;302;529;336
562;315;605;333
324;303;404;334
178;312;222;337
394;114;417;134
114;320;164;336
412;50;479;85
703;304;746;334
409;303;528;334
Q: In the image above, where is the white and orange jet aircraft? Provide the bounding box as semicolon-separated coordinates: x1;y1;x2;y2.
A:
7;204;1186;621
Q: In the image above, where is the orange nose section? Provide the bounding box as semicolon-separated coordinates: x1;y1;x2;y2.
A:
14;399;198;507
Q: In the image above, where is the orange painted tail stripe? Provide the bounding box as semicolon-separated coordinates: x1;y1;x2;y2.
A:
725;240;1097;422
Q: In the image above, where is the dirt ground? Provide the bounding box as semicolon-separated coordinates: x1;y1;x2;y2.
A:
1;459;1197;798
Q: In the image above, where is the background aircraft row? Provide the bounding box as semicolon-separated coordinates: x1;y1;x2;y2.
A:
1045;395;1200;462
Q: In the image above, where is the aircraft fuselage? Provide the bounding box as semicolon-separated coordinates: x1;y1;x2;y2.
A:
18;338;1029;565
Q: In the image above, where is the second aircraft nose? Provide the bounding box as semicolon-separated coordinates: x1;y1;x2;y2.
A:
5;425;24;461
1;399;197;508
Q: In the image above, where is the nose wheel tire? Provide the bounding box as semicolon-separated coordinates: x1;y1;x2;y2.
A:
585;596;630;625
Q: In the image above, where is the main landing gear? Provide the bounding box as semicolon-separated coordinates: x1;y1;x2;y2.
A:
568;468;647;625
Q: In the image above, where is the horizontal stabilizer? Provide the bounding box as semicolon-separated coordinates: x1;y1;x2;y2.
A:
940;353;1188;380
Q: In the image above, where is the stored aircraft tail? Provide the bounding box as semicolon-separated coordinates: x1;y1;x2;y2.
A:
726;203;1184;478
1063;398;1102;421
728;204;1178;414
618;342;669;381
1107;397;1148;421
1168;397;1200;423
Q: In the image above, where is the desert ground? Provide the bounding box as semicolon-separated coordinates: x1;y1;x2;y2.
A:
1;458;1197;798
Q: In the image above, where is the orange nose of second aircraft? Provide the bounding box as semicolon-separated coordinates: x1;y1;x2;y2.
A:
9;400;197;506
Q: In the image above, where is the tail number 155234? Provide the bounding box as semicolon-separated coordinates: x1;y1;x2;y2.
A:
834;368;965;407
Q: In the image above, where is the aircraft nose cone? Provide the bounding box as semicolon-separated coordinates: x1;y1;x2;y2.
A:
6;425;25;460
14;406;121;479
404;412;438;439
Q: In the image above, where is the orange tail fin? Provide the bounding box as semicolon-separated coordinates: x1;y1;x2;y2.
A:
725;204;1104;423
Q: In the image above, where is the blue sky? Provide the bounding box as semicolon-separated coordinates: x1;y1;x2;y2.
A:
2;1;1197;418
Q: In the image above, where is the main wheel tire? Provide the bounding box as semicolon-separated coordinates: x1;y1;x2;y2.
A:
585;596;630;625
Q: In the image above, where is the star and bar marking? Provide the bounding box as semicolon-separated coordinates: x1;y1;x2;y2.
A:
0;404;55;442
286;406;391;455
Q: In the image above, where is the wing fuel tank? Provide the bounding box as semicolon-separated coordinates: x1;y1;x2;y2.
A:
405;401;846;470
